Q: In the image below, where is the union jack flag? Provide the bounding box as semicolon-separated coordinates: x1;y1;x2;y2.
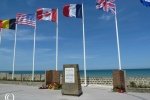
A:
16;13;36;27
96;0;116;14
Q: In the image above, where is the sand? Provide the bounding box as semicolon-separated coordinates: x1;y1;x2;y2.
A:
0;84;150;100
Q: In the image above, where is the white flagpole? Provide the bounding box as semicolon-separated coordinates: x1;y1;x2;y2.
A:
12;24;18;79
56;8;58;71
114;7;122;70
82;4;87;86
0;29;2;45
32;16;37;81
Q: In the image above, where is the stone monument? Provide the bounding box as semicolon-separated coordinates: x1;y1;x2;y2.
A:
113;70;126;92
61;64;82;96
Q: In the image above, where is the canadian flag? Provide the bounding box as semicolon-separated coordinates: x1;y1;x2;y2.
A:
36;8;57;22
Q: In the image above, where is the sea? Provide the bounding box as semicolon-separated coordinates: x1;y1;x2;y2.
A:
0;69;150;78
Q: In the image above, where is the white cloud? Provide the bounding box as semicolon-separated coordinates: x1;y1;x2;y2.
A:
66;55;82;59
119;12;139;22
36;48;53;53
135;36;150;41
1;29;32;40
17;35;49;41
1;29;65;41
98;14;113;21
0;46;52;54
0;48;12;53
98;8;125;21
36;48;59;61
64;54;96;59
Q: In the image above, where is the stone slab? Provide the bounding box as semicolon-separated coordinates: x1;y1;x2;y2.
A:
61;64;82;96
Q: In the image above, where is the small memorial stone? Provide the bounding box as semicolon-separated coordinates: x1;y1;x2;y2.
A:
61;64;82;96
113;70;126;92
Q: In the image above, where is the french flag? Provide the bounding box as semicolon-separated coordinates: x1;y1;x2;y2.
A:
140;0;150;7
63;4;82;18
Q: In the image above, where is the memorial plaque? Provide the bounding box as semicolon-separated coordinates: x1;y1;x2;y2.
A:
113;70;126;92
62;64;82;96
45;70;60;85
65;68;75;83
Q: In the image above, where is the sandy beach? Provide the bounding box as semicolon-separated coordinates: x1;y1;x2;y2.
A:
0;84;150;100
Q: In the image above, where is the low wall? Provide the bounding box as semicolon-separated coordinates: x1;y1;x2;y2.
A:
0;73;150;87
0;73;45;81
127;77;150;86
80;77;113;86
0;80;44;86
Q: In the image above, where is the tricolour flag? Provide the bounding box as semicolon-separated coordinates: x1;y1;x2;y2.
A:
0;19;16;30
0;20;2;31
96;0;116;14
16;13;36;27
140;0;150;7
36;8;57;22
63;4;82;18
0;20;2;28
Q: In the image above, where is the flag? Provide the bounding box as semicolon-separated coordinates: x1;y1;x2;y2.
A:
0;20;2;31
96;0;116;14
140;0;150;7
0;20;2;28
0;19;16;30
16;13;36;27
63;4;82;18
36;8;57;22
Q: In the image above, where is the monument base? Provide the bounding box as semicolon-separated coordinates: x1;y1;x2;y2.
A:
62;90;83;96
45;70;60;85
61;64;82;96
112;70;126;93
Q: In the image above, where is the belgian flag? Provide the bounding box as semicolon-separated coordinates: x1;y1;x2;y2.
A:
0;19;16;30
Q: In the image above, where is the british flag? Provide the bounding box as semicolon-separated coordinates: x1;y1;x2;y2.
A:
96;0;116;14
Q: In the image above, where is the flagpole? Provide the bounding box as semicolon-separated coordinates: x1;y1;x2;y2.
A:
56;8;58;71
82;4;87;86
32;16;37;81
114;8;122;70
12;24;18;80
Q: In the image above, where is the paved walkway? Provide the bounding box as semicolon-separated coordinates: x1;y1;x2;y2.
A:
0;84;149;100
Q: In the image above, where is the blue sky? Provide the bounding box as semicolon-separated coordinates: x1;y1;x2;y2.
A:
0;0;150;71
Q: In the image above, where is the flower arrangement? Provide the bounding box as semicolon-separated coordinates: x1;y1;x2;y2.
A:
113;85;126;93
39;82;62;90
48;82;62;90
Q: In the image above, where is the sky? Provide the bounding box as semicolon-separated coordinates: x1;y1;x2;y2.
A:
0;0;150;71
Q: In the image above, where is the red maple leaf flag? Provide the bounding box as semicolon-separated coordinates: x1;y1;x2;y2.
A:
36;8;57;22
